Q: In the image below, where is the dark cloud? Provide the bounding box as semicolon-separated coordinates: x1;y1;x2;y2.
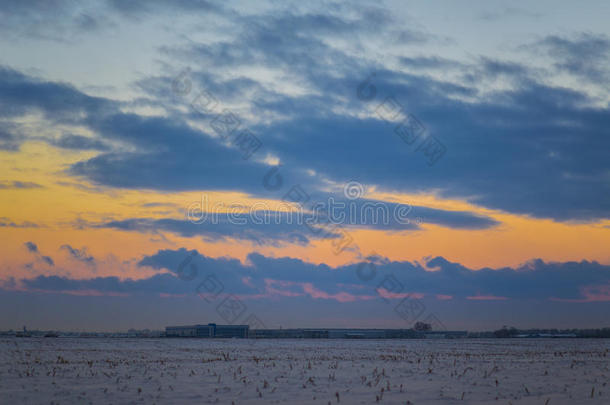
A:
253;85;609;222
60;244;95;265
24;241;38;253
0;181;43;189
41;256;55;266
51;134;110;151
477;57;531;78
0;218;40;228
140;202;178;208
96;199;497;246
16;249;610;303
24;241;54;266
0;66;115;122
536;33;610;82
69;112;272;192
55;181;113;195
0;0;231;43
0;121;21;150
0;0;112;42
22;273;185;295
99;217;317;246
406;205;499;230
158;6;430;97
400;56;463;70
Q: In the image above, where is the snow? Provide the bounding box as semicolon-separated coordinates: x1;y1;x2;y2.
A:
0;337;608;404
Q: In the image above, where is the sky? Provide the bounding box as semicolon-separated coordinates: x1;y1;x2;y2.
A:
0;0;609;332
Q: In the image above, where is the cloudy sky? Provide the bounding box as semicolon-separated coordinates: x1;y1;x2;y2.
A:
1;0;609;331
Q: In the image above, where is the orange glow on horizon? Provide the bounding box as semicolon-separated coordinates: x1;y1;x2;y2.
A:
2;141;610;283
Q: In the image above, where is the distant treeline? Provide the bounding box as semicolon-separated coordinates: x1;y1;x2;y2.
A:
481;326;610;338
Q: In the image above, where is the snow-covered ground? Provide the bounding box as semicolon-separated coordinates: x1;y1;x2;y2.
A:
0;337;608;404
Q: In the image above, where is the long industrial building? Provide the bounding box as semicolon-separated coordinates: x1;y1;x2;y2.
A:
165;324;467;339
165;324;249;338
249;329;467;339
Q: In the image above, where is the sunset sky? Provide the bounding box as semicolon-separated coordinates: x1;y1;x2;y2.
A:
1;0;609;331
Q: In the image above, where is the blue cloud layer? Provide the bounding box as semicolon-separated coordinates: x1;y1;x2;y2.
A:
13;248;609;304
1;5;609;224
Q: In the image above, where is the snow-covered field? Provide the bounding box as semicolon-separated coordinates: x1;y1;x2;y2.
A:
0;338;608;404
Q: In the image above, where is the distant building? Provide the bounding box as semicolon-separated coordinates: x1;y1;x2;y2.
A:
421;331;469;339
213;324;249;338
165;323;248;338
165;325;467;339
249;328;455;339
